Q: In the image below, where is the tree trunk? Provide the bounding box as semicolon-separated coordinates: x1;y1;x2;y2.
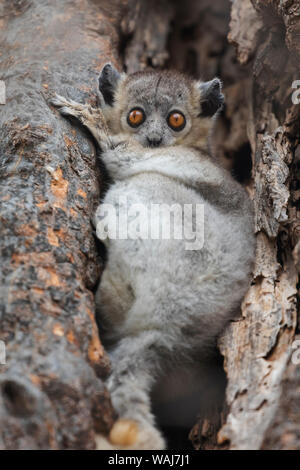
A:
0;0;122;449
0;0;299;450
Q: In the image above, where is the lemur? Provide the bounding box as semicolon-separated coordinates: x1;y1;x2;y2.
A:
51;64;255;450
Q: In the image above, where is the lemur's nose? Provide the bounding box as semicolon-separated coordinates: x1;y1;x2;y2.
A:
147;137;162;148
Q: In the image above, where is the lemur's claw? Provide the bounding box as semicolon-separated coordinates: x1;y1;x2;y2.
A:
50;94;86;117
50;96;75;117
49;94;69;108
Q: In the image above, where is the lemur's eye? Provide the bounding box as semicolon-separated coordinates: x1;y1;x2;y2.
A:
127;108;145;128
167;111;186;131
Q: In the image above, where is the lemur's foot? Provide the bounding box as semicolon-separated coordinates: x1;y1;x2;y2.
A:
50;94;110;148
95;418;166;450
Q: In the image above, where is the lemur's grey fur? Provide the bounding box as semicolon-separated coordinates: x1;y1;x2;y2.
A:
51;64;255;450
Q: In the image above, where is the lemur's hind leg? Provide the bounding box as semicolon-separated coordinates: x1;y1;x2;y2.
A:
50;94;111;149
95;329;166;450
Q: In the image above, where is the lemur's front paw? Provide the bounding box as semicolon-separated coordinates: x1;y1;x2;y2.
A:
50;94;85;118
50;93;110;149
95;419;166;450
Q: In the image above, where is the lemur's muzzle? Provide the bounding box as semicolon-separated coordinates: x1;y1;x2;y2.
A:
147;137;162;147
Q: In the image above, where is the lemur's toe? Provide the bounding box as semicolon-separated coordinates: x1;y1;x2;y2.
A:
49;94;68;108
109;419;138;446
59;106;77;117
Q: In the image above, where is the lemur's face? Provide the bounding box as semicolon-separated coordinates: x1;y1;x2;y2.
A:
98;65;224;149
117;73;194;148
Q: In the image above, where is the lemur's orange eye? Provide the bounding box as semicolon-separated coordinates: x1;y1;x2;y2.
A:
127;108;145;127
167;111;186;131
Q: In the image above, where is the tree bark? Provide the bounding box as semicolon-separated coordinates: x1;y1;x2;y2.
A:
0;0;123;449
217;0;299;450
0;0;299;450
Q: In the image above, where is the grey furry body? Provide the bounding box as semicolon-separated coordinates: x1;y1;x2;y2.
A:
51;66;255;449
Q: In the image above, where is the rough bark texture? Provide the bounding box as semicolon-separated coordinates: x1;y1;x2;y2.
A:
1;0;299;450
217;0;300;450
121;0;300;450
0;0;122;450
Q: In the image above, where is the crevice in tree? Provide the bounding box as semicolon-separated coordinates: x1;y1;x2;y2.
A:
228;142;253;184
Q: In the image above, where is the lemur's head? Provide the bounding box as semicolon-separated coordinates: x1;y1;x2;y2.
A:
98;64;224;149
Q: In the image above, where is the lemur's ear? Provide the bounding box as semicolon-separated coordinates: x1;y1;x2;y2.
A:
198;78;224;117
98;63;121;106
